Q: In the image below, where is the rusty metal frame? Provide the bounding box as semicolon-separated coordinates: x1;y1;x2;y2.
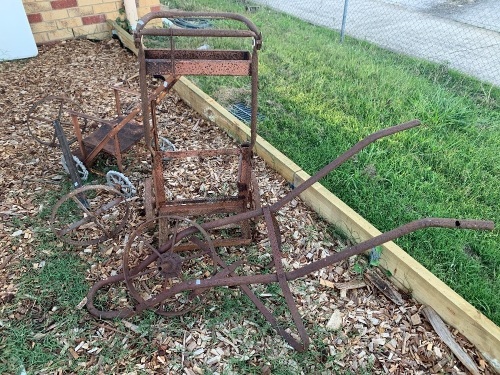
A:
135;11;263;248
85;119;495;351
43;12;494;350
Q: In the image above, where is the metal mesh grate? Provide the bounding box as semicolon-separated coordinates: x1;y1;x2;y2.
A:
229;102;265;123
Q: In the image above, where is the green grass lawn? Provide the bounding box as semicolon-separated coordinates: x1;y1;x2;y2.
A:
165;0;500;324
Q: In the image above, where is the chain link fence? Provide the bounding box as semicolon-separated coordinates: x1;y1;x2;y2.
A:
251;0;500;86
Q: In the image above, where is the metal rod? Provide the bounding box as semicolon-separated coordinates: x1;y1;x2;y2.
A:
270;119;421;212
134;11;262;46
85;217;493;319
340;0;350;43
53;120;88;207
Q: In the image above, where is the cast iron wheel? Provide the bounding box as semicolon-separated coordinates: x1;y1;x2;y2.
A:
123;215;217;316
106;171;136;198
27;95;86;147
50;185;130;246
61;154;89;181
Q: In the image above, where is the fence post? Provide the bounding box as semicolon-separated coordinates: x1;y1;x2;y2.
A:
340;0;349;43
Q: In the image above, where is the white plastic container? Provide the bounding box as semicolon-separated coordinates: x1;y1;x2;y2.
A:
0;0;38;60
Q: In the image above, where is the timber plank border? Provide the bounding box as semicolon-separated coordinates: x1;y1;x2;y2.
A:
111;23;500;371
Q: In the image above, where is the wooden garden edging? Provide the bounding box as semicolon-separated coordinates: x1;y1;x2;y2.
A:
111;24;500;371
173;78;500;371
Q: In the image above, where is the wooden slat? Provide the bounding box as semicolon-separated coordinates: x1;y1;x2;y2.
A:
423;306;481;375
107;20;138;55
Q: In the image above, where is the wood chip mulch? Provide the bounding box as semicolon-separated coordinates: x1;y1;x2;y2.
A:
0;39;494;374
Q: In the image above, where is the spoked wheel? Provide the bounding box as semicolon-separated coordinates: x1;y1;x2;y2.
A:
50;185;130;246
61;154;89;181
106;171;136;198
27;95;86;147
123;216;217;317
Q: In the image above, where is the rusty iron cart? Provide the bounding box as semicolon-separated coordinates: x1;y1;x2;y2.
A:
78;120;494;351
65;80;182;196
48;11;494;351
134;11;263;249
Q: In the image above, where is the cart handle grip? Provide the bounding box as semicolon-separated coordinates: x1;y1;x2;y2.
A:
134;11;262;49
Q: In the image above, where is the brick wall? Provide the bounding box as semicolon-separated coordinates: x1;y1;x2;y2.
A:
23;0;162;44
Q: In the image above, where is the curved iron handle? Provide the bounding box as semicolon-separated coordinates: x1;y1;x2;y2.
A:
134;11;262;48
287;218;495;280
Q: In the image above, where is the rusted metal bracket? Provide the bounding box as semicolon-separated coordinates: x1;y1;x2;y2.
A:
53;120;85;192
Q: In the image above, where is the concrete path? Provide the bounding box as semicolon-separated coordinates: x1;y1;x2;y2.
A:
253;0;500;86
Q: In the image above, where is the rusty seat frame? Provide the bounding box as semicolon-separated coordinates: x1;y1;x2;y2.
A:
68;83;173;172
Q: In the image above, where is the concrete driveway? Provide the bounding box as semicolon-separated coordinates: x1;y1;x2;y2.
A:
253;0;500;86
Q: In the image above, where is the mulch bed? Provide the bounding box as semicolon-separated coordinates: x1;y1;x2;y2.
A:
0;38;494;374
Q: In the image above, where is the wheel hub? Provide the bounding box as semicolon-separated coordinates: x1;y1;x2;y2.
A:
157;252;182;278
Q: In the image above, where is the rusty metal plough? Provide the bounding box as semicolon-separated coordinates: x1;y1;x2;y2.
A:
46;11;494;351
74;120;493;351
